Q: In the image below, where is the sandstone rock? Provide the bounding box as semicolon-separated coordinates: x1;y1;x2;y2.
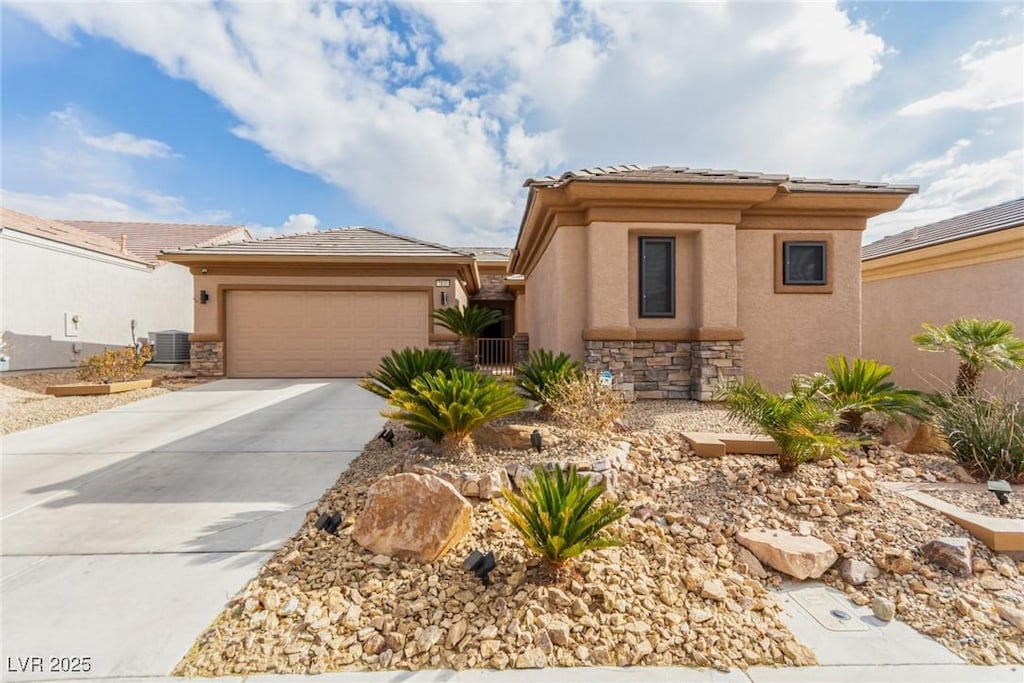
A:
979;572;1007;591
736;529;838;580
701;578;727;601
515;646;547;669
446;619;467;649
734;546;767;578
840;558;879;586
921;538;973;578
474;424;554;450
904;422;947;454
547;622;570;647
997;603;1024;632
690;608;713;623
352;473;472;562
952;465;977;484
872;596;895;621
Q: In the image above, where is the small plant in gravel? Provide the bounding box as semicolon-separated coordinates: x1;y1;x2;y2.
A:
914;318;1024;396
497;464;626;569
431;305;503;366
76;344;153;383
798;355;929;432
932;393;1024;481
514;349;583;409
722;377;848;473
384;368;526;458
359;347;460;399
547;372;626;435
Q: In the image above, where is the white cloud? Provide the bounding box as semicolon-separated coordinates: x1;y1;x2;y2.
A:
52;107;174;158
899;41;1024;115
247;213;322;239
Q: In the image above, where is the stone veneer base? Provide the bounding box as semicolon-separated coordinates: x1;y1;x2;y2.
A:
584;339;743;401
190;340;224;377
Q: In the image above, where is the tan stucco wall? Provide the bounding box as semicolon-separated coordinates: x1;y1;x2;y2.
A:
526;226;586;357
514;290;529;334
190;269;467;341
863;256;1024;394
736;229;863;390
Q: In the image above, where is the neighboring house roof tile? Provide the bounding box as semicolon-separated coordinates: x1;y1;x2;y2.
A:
65;219;249;265
1;207;151;266
862;197;1024;260
524;165;918;194
162;226;472;259
454;246;511;263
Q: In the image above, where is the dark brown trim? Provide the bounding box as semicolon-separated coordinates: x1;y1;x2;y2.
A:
638;236;676;318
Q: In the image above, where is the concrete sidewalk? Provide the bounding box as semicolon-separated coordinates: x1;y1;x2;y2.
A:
1;379;387;681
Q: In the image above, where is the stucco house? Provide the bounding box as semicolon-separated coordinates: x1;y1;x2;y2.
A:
507;166;917;398
862;197;1024;392
0;208;248;371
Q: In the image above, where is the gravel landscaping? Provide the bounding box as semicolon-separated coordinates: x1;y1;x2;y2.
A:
920;485;1024;519
174;401;1024;675
0;367;210;434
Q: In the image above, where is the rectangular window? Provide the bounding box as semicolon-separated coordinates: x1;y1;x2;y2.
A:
639;237;675;317
783;241;827;285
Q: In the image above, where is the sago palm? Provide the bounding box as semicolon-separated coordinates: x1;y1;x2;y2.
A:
384;368;525;457
515;349;583;409
914;318;1024;396
431;305;504;365
359;347;459;399
801;355;929;432
497;465;626;569
723;377;847;473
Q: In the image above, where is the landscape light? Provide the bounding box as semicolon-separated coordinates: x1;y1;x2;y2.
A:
531;429;542;454
314;512;342;535
463;549;497;586
377;428;395;448
988;480;1011;506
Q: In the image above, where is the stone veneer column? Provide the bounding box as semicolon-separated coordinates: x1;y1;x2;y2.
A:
690;340;744;401
190;340;224;376
512;333;530;364
428;339;463;359
583;340;635;401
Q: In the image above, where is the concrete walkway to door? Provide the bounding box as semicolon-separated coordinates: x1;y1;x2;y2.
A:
1;379;386;681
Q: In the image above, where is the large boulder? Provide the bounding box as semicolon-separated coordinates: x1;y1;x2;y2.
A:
736;529;838;580
883;417;947;454
474;424;555;451
352;473;472;562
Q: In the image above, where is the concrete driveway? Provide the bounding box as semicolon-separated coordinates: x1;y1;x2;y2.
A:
1;379;385;681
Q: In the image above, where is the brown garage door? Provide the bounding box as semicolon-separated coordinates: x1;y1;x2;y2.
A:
226;290;429;377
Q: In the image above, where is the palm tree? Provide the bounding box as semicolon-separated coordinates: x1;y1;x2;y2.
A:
431;305;503;366
913;318;1024;396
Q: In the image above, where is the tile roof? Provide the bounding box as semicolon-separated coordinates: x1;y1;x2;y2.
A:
454;246;511;263
862;197;1024;260
65;219;249;265
1;208;151;266
524;165;917;194
162;226;472;259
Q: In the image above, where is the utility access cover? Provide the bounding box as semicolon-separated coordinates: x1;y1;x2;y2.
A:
790;588;870;632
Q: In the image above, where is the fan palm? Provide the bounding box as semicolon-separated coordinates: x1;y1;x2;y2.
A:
913;318;1024;396
799;355;929;432
723;377;848;473
431;305;504;365
497;465;626;569
384;368;525;457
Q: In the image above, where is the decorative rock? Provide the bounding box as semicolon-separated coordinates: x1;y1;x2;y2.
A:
446;619;467;649
904;422;947;454
734;546;767;578
515;646;547;669
736;529;838;580
872;596;896;622
952;465;977;484
690;608;713;623
474;424;554;451
352;473;472;562
700;578;727;601
997;603;1024;632
898;467;917;480
921;538;973;578
547;622;570;647
979;572;1007;591
840;558;879;586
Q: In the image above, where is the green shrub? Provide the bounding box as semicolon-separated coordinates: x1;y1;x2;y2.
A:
76;344;152;383
359;347;460;399
515;349;583;408
431;305;504;364
799;355;929;432
385;368;526;457
913;318;1024;396
497;465;626;569
547;372;626;436
932;394;1024;481
721;377;848;473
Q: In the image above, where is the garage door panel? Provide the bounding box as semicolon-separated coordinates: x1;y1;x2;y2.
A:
226;290;429;378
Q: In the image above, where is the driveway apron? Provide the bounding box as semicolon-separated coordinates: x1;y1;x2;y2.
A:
1;379;385;680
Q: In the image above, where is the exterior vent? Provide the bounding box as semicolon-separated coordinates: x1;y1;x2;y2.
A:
151;330;191;364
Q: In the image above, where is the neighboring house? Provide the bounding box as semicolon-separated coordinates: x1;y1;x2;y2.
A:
507;165;917;398
160;228;483;377
862;198;1024;393
0;208;248;371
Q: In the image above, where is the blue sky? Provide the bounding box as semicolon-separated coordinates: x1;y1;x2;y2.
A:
2;1;1021;245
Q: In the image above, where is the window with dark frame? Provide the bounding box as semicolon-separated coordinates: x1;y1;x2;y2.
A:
782;241;827;285
639;237;675;317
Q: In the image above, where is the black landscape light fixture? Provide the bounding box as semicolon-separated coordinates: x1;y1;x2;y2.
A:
988;479;1011;505
531;429;542;454
463;549;497;586
315;512;342;535
199;290;209;304
377;427;395;448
